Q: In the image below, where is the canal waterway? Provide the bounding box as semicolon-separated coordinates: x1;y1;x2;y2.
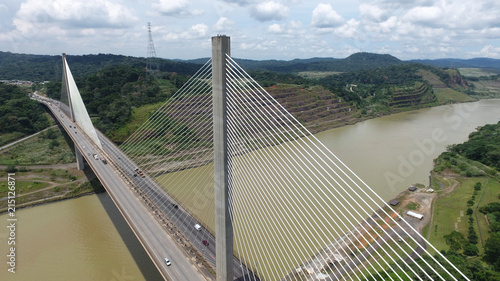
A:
0;193;163;281
318;99;500;200
1;99;499;280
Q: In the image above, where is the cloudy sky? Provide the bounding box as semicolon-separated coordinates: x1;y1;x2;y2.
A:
1;0;499;60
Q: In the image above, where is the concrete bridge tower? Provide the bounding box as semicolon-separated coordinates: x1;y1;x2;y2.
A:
212;35;233;281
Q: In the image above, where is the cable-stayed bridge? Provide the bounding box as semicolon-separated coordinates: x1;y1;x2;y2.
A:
32;36;468;281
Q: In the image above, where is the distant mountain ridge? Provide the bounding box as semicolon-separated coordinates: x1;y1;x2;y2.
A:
179;52;404;73
2;50;500;81
409;57;500;70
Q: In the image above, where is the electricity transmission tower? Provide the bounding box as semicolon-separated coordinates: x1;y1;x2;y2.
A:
146;22;160;76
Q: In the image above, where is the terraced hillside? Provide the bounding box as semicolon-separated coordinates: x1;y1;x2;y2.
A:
389;83;437;108
266;84;359;133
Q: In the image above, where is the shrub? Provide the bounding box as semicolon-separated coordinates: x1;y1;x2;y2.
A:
463;243;479;256
5;165;17;173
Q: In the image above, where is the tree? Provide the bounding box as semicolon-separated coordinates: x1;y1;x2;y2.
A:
463;243;479;256
467;208;473;215
444;231;467;251
5;165;17;173
484;233;500;270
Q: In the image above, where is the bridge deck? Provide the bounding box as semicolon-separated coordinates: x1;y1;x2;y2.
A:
33;94;207;281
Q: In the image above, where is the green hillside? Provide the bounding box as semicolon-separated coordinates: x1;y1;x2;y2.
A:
0;84;50;146
0;51;486;144
70;58;478;139
0;51;201;81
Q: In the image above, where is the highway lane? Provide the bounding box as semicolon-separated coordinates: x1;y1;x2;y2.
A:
33;94;206;281
34;93;258;280
97;127;258;280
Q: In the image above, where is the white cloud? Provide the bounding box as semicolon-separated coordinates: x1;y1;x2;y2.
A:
2;0;500;60
268;23;282;33
13;0;137;35
475;45;500;57
250;1;289;22
153;0;188;15
335;18;360;38
311;3;344;28
364;16;398;34
403;6;443;27
219;0;255;6
189;23;209;37
267;20;303;35
359;4;389;23
214;17;235;32
152;0;203;16
164;23;209;41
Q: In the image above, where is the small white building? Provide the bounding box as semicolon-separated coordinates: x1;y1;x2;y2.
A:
407;211;424;220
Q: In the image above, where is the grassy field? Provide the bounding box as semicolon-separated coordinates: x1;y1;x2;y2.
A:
297;71;343;79
471;79;500;98
434;88;475;104
0;166;100;212
458;68;500;77
427;175;500;254
0;128;75;165
417;69;475;104
109;102;164;143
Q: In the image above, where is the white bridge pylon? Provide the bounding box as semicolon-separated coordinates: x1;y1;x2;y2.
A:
60;53;102;149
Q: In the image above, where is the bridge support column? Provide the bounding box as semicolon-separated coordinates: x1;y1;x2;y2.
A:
212;35;233;281
75;147;85;170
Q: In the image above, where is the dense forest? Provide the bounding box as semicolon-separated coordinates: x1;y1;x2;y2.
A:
448;123;500;171
44;64;191;140
251;62;471;118
3;51;500;82
435;123;500;176
0;51;483;147
31;52;476;142
0;84;50;146
0;51;201;81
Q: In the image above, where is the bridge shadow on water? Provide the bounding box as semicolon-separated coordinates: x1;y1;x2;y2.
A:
43;112;169;281
48;107;256;281
49;115;164;279
95;190;165;281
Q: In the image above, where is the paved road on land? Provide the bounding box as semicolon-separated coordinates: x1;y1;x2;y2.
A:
0;125;58;151
33;94;205;281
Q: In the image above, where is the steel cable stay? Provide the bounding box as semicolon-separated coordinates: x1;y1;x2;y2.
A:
112;52;469;281
226;55;465;280
225;68;404;280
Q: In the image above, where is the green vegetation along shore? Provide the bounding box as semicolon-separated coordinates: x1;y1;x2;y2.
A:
1;52;500;279
420;122;500;279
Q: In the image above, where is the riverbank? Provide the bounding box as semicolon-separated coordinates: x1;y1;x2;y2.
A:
3;99;500;216
0;165;104;214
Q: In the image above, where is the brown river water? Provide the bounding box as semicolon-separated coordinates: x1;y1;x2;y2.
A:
1;99;499;280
